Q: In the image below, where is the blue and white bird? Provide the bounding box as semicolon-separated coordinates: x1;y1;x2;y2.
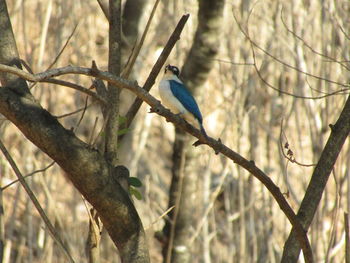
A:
158;65;207;137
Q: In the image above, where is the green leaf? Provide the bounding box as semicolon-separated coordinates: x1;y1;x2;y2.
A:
128;177;143;187
117;128;130;136
129;186;142;200
118;115;127;125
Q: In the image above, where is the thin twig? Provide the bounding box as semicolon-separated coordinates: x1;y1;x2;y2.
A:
211;58;254;66
55;104;92;119
249;33;349;100
165;133;186;263
46;23;79;70
280;8;350;71
88;117;99;145
121;0;161;79
232;10;350;100
325;169;340;261
44;78;107;104
37;0;53;69
0;140;75;263
144;206;175;230
20;59;34;74
189;165;230;244
73;96;89;132
123;14;190;129
0;61;317;261
279;119;316;167
2;161;55;190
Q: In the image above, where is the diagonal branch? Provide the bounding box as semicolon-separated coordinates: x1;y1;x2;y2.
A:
123;14;190;129
2;161;55;190
281;96;350;261
0;82;149;262
0;140;74;263
121;0;161;79
0;62;313;261
46;23;79;70
43;78;107;104
0;0;148;261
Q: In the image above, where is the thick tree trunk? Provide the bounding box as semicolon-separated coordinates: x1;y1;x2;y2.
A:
122;0;149;47
0;0;149;262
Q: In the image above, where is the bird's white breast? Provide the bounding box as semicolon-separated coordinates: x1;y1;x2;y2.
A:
158;79;188;115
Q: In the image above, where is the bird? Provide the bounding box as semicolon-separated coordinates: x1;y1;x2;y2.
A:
158;64;208;137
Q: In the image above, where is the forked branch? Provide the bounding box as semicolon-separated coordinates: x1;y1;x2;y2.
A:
0;61;313;262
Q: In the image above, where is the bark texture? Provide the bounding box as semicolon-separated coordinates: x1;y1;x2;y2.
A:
105;0;122;165
0;1;149;262
0;0;28;94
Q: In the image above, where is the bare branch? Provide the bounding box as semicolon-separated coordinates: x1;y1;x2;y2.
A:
249;33;349;99
46;23;79;70
123;14;190;130
280;8;350;71
279;119;316;167
96;0;109;20
281;95;350;262
0;140;74;262
2;161;55;190
0;62;316;260
104;0;122;166
73;95;89;132
210;58;254;66
44;78;107;104
145;206;175;230
233;10;350;100
121;0;161;79
55;104;93;119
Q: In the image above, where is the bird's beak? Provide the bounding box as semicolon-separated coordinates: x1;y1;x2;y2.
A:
165;64;171;74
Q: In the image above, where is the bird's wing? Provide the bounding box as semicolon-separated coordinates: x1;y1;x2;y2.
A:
168;80;203;123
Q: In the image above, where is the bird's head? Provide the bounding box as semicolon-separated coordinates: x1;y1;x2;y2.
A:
164;65;180;77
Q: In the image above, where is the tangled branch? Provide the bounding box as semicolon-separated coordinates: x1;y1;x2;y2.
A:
0;62;313;261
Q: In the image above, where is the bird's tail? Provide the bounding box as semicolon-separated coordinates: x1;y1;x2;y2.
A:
199;122;208;138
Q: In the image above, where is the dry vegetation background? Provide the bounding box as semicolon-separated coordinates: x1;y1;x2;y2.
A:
1;0;350;262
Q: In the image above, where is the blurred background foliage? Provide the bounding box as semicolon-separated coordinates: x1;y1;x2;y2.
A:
1;0;350;262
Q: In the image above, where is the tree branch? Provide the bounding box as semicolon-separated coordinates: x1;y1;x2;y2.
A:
121;0;161;79
104;0;122;165
0;0;28;94
1;161;55;190
123;14;190;129
281;95;350;261
0;62;313;261
43;78;107;104
0;84;149;262
0;140;74;263
233;11;350;99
